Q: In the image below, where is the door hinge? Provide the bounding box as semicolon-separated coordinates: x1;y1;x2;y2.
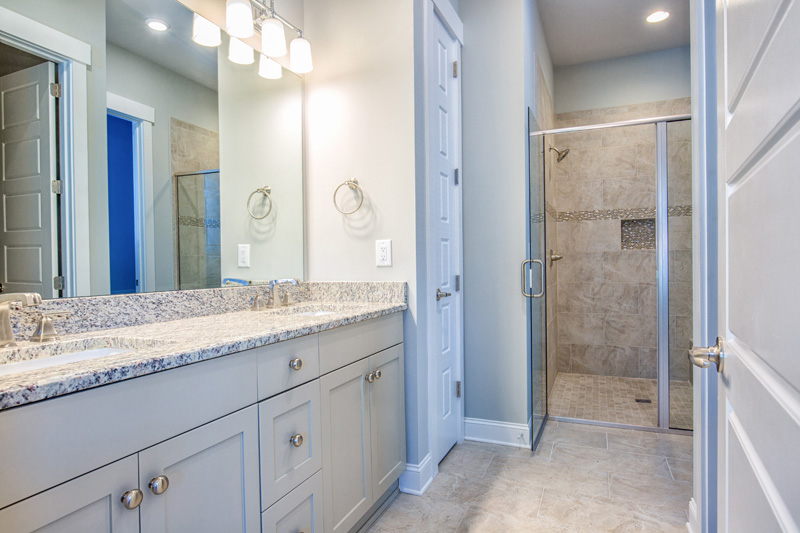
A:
456;381;462;398
50;83;62;98
455;275;461;292
453;61;458;78
53;275;65;291
51;180;63;195
454;168;459;185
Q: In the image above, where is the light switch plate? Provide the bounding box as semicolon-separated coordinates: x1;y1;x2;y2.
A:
376;239;392;267
238;244;250;267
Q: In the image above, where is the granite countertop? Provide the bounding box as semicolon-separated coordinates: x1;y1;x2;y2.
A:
0;301;406;411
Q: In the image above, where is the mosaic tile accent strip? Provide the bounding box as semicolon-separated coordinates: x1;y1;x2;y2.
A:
557;205;691;222
621;218;656;250
531;212;545;223
178;215;220;228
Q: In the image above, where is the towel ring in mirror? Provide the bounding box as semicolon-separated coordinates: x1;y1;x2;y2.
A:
247;186;273;219
333;178;364;215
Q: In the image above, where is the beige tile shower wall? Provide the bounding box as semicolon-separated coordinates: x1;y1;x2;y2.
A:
552;98;690;380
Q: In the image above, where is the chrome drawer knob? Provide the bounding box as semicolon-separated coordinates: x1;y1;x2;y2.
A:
149;475;169;495
290;434;304;447
121;489;143;510
365;372;375;383
289;358;303;371
374;369;382;380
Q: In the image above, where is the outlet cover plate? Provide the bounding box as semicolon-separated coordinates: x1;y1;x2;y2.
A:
376;239;392;267
238;244;250;268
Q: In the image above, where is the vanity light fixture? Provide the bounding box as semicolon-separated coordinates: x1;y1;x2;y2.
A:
146;18;169;32
261;17;287;57
226;0;255;38
646;11;670;23
192;13;221;47
258;54;283;79
289;36;313;74
229;37;255;65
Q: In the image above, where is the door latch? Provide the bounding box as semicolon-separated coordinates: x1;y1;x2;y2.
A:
688;337;724;372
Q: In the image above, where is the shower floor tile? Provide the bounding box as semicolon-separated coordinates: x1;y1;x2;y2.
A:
549;373;693;429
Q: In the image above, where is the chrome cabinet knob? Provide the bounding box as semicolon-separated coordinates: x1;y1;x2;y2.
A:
149;475;169;495
365;372;375;383
289;358;303;371
688;337;724;372
374;369;382;380
290;434;304;447
121;489;143;510
435;288;452;301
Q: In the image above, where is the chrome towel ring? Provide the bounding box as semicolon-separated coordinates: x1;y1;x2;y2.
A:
247;186;273;219
333;178;364;215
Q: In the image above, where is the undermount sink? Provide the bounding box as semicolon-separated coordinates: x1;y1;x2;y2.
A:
296;310;336;317
0;337;163;377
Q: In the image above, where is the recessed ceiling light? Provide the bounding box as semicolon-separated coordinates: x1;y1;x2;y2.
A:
146;18;170;32
646;11;670;23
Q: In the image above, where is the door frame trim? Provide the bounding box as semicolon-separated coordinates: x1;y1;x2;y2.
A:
0;6;92;297
107;93;156;293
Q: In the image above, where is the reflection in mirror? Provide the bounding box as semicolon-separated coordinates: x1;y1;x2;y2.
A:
0;0;304;299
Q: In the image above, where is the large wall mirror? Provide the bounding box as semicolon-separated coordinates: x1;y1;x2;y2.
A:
0;0;304;299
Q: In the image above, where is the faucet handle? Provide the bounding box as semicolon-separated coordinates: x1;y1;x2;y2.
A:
250;294;265;312
30;312;71;343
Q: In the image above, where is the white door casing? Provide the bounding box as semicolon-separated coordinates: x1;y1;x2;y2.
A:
427;2;463;465
714;0;800;530
0;62;57;298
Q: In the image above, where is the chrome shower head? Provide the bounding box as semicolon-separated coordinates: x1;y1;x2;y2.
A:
549;146;570;162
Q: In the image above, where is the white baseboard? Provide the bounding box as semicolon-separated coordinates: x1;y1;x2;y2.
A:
399;453;434;496
686;497;699;533
464;417;530;448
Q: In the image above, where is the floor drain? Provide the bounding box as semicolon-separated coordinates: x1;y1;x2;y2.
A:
635;398;652;404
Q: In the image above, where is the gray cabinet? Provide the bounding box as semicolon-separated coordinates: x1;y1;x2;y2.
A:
0;455;140;533
320;345;406;533
261;471;324;533
139;406;261;533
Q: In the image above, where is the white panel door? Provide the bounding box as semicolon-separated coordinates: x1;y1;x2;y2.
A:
0;62;57;298
428;4;462;465
713;0;800;530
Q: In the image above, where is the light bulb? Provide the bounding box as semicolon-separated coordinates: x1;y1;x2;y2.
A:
192;14;221;47
258;55;282;79
289;36;313;74
226;0;254;38
646;11;670;23
146;19;169;32
261;18;287;57
228;37;254;65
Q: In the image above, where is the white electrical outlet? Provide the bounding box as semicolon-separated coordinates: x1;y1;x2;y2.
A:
238;244;250;267
376;239;392;267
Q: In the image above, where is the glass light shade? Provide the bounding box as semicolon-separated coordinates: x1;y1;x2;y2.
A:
258;55;282;79
646;11;670;23
289;37;313;74
146;19;169;32
192;14;221;47
228;37;254;65
226;0;254;38
260;18;287;57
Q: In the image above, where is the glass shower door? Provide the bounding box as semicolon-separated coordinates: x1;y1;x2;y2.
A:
527;109;548;448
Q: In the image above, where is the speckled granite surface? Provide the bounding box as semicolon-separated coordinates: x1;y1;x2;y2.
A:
0;283;407;411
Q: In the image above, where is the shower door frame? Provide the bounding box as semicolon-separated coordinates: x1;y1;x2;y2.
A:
532;113;692;433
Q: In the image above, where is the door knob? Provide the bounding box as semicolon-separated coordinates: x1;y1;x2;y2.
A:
436;289;452;301
290;434;304;447
688;337;724;372
289;358;303;371
149;475;169;495
121;489;143;510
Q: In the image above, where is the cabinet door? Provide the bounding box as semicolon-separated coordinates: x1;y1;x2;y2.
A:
259;380;322;510
320;358;372;533
0;455;139;533
369;344;406;496
139;406;260;532
261;471;324;533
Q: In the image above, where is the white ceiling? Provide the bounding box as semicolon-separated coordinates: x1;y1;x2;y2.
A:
106;0;218;90
538;0;691;67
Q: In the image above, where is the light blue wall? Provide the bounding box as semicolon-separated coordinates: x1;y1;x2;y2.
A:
554;46;691;114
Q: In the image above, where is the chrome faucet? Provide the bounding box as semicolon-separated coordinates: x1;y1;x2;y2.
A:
0;293;43;347
268;279;300;308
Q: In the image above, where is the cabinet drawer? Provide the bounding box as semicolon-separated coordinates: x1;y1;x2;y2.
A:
319;313;403;374
262;471;324;533
257;335;320;400
259;380;322;510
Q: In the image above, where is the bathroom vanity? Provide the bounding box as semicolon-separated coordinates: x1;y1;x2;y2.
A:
0;284;407;533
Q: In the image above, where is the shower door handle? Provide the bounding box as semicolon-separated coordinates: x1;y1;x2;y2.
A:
521;259;545;298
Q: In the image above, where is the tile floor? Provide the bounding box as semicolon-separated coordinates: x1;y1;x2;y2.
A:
368;422;692;532
548;373;693;429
